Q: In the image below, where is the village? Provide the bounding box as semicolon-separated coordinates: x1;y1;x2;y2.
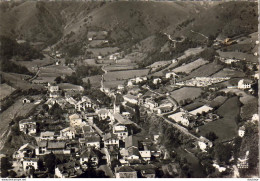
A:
0;1;259;178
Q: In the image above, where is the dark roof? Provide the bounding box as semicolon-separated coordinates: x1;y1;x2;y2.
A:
103;133;118;141
38;141;48;147
141;169;156;175
80;149;99;158
47;141;66;149
183;102;204;112
125;135;138;149
85;135;100;143
128;147;140;157
116;166;135;173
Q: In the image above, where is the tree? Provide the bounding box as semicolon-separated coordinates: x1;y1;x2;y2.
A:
44;152;56;174
9;170;17;178
205;132;218;142
214;143;232;164
1;157;12;178
42;104;49;112
54;76;62;84
111;159;121;171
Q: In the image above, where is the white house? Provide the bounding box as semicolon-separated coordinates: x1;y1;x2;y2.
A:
153;78;161;85
103;133;119;148
198;136;213;151
69;114;83;127
189;105;213;115
115;166;137;178
96;109;110;120
40;131;55;140
80;148;99;167
113;123;128;141
19;119;37;135
59;127;76;140
165;71;177;79
49;84;59;93
79;134;100;149
224;59;240;64
139;150;151;162
23;158;39;171
238;126;245;137
238;79;252;89
13;143;35;161
123;94;138;105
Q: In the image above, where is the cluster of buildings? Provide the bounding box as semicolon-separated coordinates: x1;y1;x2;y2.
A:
176;77;230;87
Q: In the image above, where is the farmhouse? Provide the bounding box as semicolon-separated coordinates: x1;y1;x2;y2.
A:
96;108;110;120
80;148;100;167
48;83;59;93
13;143;36;161
103;133;120;148
79;134;101;149
40;131;55;140
238;79;252;89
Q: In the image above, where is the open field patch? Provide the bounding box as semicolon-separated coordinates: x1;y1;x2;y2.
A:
104;69;149;81
83;75;102;88
173;58;208;74
0;83;16;101
169;87;203;103
181;62;224;81
177;47;204;60
198;96;240;142
104;80;125;89
105;64;137;71
88;47;119;57
212;68;245;78
217;50;258;63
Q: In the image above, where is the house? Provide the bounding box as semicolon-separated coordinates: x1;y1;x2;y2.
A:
213;163;226;173
13;143;36;161
48;83;59;93
96;109;110;120
22;97;32;104
127;147;140;161
19;119;37;135
80;148;100;168
118;84;124;90
155;106;172;114
55;161;81;178
40;131;55;140
224;58;240;64
139;150;151;162
115;166;137;178
237;151;249;169
168;111;190;127
103;133;119;148
238;126;245;137
144;98;159;110
111;113;133;125
141;169;156;178
123;94;138;105
238;79;252;89
125;135;139;149
153;78;161;85
251;114;259;122
47;141;71;154
104;145;119;166
23;157;39;171
79;134;100;149
113;123;128;140
166;71;177;79
198;136;213;151
59;127;76;140
122;112;131;118
189;105;213;115
35;141;48;155
69;114;83;127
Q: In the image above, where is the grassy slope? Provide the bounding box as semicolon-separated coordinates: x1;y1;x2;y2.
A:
198;96;241;142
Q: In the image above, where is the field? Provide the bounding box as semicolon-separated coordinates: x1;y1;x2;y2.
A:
151;62;178;77
83;75;102;88
88;47;119;56
208;96;228;108
82;59;98;66
221;88;258;119
39;64;74;77
1;72;43;90
198;96;240;142
177;47;204;60
217;50;258;63
173;58;208;74
104;69;150;81
212;68;245;78
104;80;125;89
104;64;137;71
181;62;224;81
169;87;203;103
0;83;16;101
17;54;56;73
